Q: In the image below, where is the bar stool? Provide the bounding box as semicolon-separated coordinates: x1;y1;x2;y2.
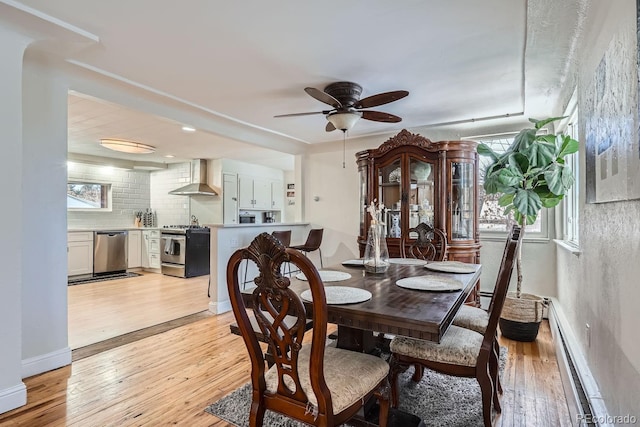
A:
290;228;324;268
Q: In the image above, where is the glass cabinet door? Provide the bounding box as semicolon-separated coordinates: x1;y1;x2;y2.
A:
409;158;435;230
377;158;402;238
450;161;475;240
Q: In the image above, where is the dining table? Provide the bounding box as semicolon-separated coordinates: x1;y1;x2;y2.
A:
242;259;482;352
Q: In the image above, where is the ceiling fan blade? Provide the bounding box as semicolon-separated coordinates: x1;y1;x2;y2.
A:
305;87;343;109
325;121;336;132
274;111;330;118
361;110;403;123
355;90;409;109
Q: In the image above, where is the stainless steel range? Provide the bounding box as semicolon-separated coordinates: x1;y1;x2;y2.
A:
161;225;210;278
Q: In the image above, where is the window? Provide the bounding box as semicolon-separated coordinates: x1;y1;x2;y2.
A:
471;133;547;238
67;181;112;210
559;98;580;246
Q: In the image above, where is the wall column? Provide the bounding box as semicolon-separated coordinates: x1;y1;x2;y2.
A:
0;26;31;414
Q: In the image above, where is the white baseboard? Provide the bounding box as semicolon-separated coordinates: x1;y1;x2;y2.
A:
21;347;71;379
548;298;611;426
0;382;26;415
209;300;231;314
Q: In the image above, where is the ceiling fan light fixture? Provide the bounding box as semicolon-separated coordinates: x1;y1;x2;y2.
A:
100;139;156;154
327;111;362;131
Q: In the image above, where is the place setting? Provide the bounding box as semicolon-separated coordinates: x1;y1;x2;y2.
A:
300;286;372;305
424;260;477;274
295;270;352;282
396;275;464;292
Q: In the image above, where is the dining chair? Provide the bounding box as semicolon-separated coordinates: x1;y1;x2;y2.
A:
290;228;324;268
389;225;522;427
227;232;390;427
400;222;447;261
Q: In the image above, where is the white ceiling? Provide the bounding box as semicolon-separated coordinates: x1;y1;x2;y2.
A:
13;0;584;170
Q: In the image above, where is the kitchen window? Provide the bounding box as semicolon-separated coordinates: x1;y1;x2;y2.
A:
67;181;112;211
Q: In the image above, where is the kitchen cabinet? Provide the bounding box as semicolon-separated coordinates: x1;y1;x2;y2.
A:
238;175;279;210
142;229;161;271
68;232;94;276
127;230;142;268
270;180;284;210
356;129;480;302
223;173;238;224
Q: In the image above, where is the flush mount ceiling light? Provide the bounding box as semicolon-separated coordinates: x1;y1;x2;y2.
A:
181;125;196;132
100;139;155;154
326;111;362;132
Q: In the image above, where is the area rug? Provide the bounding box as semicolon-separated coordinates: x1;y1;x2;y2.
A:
68;271;142;286
206;348;506;427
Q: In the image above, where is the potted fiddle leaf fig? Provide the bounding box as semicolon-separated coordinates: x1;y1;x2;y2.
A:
477;117;579;341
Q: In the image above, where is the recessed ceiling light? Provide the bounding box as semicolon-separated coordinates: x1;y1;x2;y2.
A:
164;154;175;158
181;126;196;132
100;139;155;154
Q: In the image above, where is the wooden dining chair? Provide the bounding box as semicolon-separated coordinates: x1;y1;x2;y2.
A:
389;225;522;427
227;232;390;427
290;228;324;268
400;222;447;261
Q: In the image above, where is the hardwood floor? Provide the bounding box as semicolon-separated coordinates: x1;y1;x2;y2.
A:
68;271;211;349
0;315;571;427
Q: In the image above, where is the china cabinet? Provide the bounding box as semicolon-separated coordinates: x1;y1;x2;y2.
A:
356;129;481;301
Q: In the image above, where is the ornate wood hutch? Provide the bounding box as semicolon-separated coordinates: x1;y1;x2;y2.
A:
356;129;481;301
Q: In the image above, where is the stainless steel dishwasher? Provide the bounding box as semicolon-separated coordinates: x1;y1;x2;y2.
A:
94;231;128;275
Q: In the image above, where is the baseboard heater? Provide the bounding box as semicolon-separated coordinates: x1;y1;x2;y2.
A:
548;299;610;426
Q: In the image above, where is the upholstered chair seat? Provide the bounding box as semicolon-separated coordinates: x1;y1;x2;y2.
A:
390;325;483;367
453;305;489;334
265;345;389;414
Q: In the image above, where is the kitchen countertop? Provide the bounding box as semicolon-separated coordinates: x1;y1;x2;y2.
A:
68;227;161;232
204;222;309;228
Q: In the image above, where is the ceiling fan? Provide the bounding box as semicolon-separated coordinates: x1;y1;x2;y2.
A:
275;81;409;132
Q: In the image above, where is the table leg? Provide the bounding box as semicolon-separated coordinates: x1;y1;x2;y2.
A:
336;325;376;353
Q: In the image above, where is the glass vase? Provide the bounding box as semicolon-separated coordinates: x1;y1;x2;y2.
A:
364;223;390;274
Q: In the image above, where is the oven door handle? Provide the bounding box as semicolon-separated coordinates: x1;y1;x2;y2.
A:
162;235;186;241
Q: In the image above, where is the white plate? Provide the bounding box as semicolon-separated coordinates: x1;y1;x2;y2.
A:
295;270;352;282
341;259;364;266
388;258;428;266
396;275;463;292
425;261;476;274
301;286;372;305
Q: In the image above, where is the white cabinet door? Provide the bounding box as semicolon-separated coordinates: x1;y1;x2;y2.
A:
127;230;142;268
271;180;284;210
253;180;271;210
141;230;160;269
223;173;238;224
238;175;255;209
68;240;94;276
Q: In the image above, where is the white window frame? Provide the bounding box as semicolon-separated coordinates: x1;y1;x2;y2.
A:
67;180;113;212
556;92;580;249
468;131;550;242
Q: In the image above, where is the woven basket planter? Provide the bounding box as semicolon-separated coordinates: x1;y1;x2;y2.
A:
499;292;545;342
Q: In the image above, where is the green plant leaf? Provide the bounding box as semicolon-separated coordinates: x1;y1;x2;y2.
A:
498;168;523;187
498;193;514;207
541;195;563;208
477;143;499;162
558;135;579;158
530;116;566;130
513;188;542;216
512;128;537;151
508;152;529;174
525;141;556;167
561;164;575;189
544;163;564;194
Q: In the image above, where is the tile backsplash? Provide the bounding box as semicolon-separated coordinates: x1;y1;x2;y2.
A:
150;163;191;226
67;163;151;229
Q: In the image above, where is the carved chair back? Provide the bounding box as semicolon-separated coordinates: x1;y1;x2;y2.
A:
401;222;447;261
226;232;335;424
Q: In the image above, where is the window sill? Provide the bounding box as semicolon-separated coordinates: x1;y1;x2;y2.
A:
480;234;550;243
553;239;581;257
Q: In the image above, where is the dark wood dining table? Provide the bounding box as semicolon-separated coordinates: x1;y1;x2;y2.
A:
243;261;482;353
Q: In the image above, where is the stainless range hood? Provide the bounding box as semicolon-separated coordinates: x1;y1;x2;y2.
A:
169;159;218;196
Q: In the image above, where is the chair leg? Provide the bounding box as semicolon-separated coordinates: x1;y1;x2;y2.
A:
493;339;503;394
388;355;410;408
249;398;266;427
411;365;424;383
242;260;249;290
376;379;390;427
477;370;494;427
318;248;323;268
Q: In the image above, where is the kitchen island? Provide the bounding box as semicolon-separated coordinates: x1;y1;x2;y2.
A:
205;222;310;313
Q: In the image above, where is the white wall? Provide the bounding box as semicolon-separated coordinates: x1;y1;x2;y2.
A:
21;52;71;376
0;25;29;414
67;163;151;229
556;0;640;417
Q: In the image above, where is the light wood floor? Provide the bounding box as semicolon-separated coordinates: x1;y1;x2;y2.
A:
1;314;571;426
68;271;210;349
